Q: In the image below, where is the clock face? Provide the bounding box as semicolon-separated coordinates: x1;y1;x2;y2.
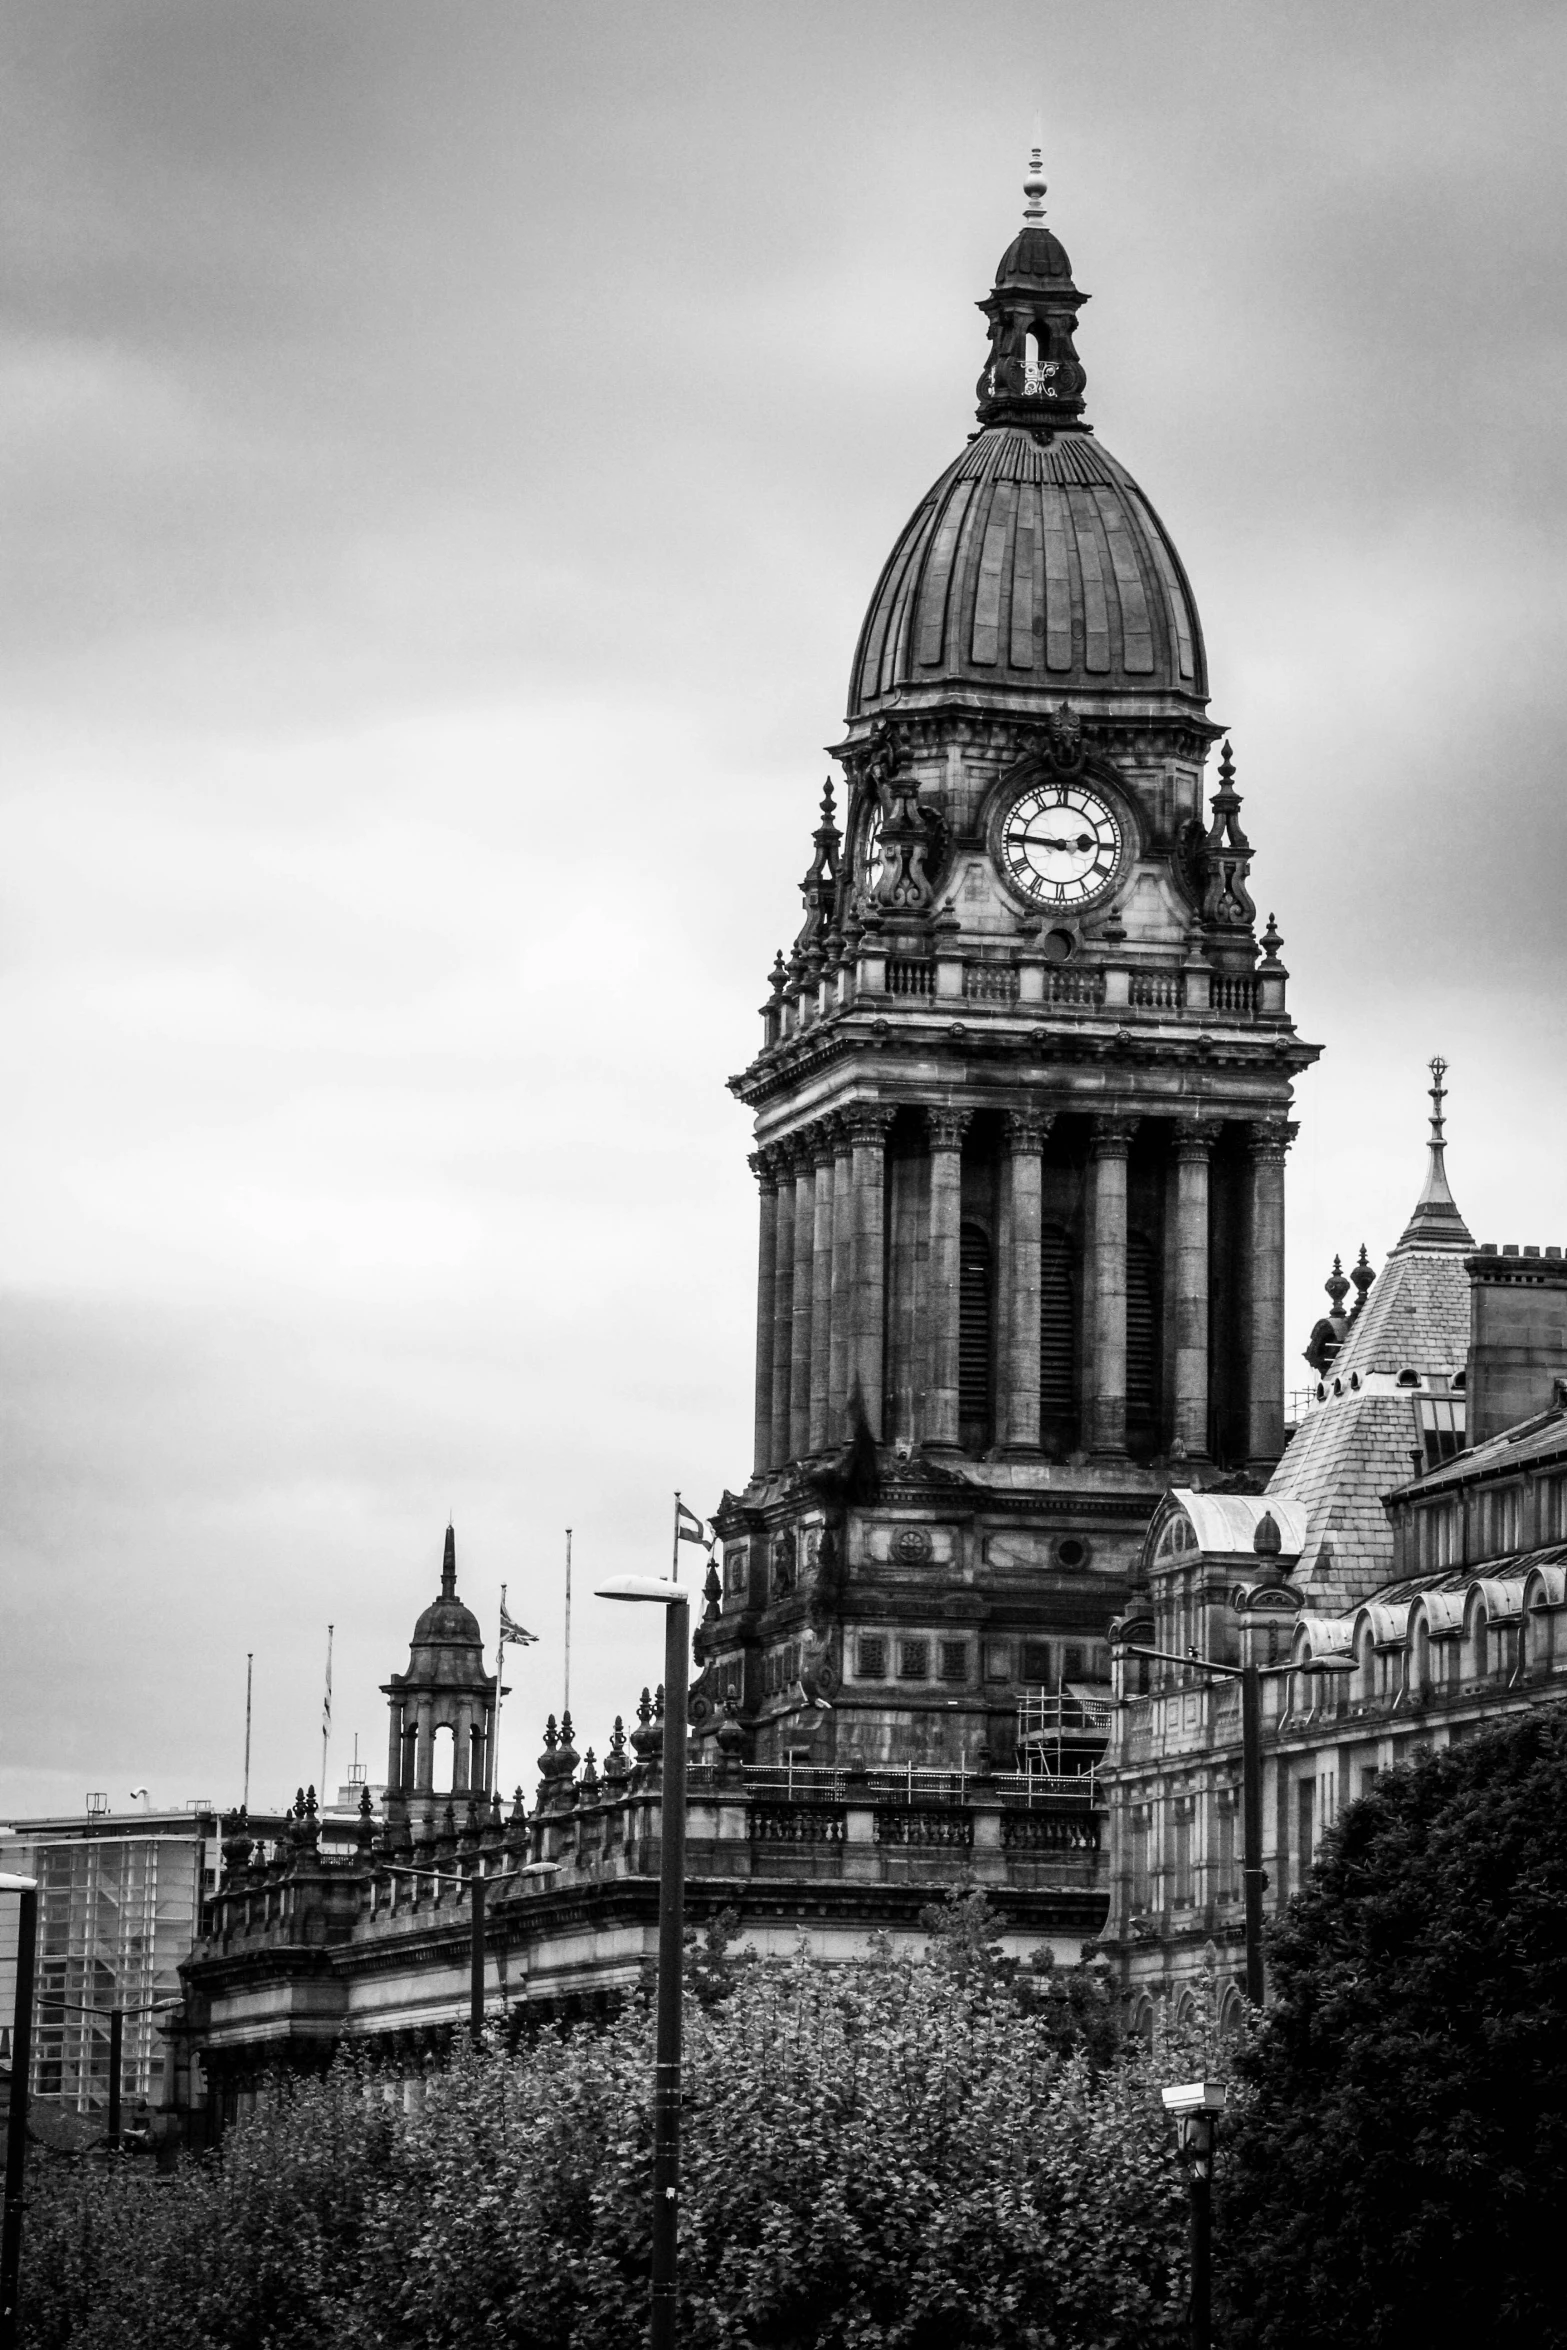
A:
859;800;884;893
1000;781;1124;908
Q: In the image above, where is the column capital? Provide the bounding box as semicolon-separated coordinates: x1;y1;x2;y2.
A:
749;1148;781;1193
1171;1116;1217;1160
924;1105;973;1152
1244;1116;1299;1161
842;1103;897;1149
807;1122;838;1170
1002;1106;1054;1154
1088;1114;1139;1157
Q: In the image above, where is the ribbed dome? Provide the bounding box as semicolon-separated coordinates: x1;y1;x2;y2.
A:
411;1594;483;1648
995;225;1074;287
848;425;1206;718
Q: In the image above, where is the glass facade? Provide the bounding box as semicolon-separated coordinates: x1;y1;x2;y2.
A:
0;1820;210;2119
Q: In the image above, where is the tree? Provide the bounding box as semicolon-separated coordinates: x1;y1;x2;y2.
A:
1220;1705;1567;2350
19;1900;1220;2349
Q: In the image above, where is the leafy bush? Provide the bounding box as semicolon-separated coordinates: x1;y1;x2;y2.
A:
1219;1706;1567;2350
20;1903;1220;2349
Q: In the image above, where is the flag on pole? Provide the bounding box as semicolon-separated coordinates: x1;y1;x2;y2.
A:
499;1600;538;1648
675;1499;710;1549
322;1627;333;1740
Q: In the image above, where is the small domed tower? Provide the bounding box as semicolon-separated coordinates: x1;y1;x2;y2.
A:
382;1526;497;1817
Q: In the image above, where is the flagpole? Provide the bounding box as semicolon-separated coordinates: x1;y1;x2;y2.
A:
564;1529;573;1716
320;1624;334;1799
492;1584;506;1800
672;1493;681;1587
243;1651;253;1812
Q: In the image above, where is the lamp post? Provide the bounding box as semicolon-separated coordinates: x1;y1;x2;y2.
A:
595;1573;691;2350
0;1870;39;2350
1162;2081;1227;2350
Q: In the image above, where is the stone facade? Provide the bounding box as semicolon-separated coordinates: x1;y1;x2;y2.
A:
1100;1135;1567;2019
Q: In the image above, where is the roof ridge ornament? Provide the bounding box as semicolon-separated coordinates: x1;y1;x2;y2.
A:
1021;139;1048;229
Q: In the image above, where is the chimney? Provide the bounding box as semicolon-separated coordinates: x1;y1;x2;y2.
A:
1464;1245;1567;1446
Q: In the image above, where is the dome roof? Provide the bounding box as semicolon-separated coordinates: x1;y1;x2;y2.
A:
848;425;1207;719
411;1593;483;1648
994;224;1074;287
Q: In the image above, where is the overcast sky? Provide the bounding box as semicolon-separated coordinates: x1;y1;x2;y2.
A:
2;1;1564;1821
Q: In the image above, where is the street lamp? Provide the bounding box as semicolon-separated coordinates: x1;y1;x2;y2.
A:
595;1574;692;2350
0;1870;39;2350
1162;2081;1227;2350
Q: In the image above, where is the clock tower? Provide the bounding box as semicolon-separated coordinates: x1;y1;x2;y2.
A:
698;154;1320;1774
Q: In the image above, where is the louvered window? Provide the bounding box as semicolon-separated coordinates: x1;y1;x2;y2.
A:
1126;1231;1159;1429
958;1222;993;1449
1040;1224;1078;1432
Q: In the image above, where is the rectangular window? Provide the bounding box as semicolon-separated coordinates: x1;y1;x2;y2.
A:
1130;1804;1151;1910
938;1640;968;1685
897;1639;930;1682
1020;1640;1052;1684
724;1548;748;1595
1173;1796;1194;1907
1062;1645;1085;1681
1216;1788;1238;1901
1297;1777;1316;1876
983;1642;1011;1683
1359;1762;1380;1800
856;1636;887;1681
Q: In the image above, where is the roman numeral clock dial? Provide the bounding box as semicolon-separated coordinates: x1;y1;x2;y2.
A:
999;782;1124;909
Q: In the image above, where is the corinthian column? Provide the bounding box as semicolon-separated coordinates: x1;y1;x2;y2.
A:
1245;1118;1295;1470
808;1126;837;1452
845;1106;895;1438
1171;1118;1214;1460
769;1143;797;1468
999;1108;1052;1452
924;1107;971;1448
750;1150;780;1475
1085;1117;1136;1458
829;1118;855;1435
789;1135;817;1461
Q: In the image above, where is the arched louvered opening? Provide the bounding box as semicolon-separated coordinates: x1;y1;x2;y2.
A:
1126;1231;1160;1440
958;1222;994;1453
1039;1223;1079;1450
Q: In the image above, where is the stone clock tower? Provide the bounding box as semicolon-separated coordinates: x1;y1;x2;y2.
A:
698;155;1320;1773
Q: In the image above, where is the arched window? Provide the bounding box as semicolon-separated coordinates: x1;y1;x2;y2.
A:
431;1723;455;1797
1126;1231;1159;1430
1040;1223;1078;1441
959;1222;993;1451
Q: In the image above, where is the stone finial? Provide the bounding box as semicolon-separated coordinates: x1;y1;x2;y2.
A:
1252;1510;1282;1561
1349;1244;1375;1314
441;1522;457;1601
603;1716;631;1789
1260;912;1283;964
1325;1255;1350;1316
1021;138;1048;229
702;1555;722;1626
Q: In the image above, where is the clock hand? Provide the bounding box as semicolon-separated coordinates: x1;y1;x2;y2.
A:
1018;830;1097;853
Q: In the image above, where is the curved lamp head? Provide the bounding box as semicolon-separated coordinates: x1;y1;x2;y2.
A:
594;1576;690;1607
0;1873;39;1893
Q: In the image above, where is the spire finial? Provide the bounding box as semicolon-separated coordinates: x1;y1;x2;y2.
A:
441;1522;456;1600
1022;138;1048;228
1394;1055;1475;1254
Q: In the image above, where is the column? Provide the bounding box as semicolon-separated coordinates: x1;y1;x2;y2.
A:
924;1108;971;1448
828;1119;855;1436
846;1105;895;1438
1172;1118;1214;1460
414;1697;435;1794
386;1697;405;1792
999;1109;1051;1452
769;1143;797;1468
750;1151;780;1475
808;1127;836;1451
1245;1118;1294;1468
789;1134;817;1461
1085;1117;1136;1457
453;1701;471;1792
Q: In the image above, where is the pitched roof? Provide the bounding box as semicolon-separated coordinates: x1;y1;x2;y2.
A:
1265;1112;1475;1614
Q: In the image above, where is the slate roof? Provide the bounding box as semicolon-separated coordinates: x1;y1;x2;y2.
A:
1265;1135;1475;1616
1387;1404;1567;1501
